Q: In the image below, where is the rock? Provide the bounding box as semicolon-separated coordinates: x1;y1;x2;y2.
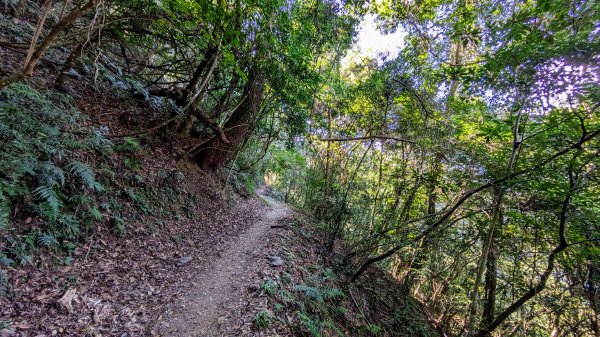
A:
0;328;15;337
176;256;193;267
267;255;284;267
217;316;226;324
248;284;260;292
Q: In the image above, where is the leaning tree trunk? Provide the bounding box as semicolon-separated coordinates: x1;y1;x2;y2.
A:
193;72;264;173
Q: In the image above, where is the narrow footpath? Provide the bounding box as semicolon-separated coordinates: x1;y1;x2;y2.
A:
156;191;291;336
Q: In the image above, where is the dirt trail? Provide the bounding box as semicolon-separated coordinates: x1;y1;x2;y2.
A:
156;191;291;336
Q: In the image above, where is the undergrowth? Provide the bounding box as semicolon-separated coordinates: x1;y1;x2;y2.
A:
0;83;194;274
0;83;112;249
254;217;352;336
255;215;439;337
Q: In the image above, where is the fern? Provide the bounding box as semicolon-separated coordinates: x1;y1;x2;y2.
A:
125;188;141;203
122;157;142;171
92;181;105;193
131;81;149;100
38;162;65;186
0;191;9;229
254;310;273;329
57;213;80;239
116;137;141;153
112;215;126;236
261;278;278;295
88;206;102;221
69;193;90;205
38;233;58;247
322;288;345;300
68;160;96;189
294;284;324;302
298;312;322;337
37;203;58;222
34;185;61;220
0;83;119;261
88;129;114;152
293;284;344;303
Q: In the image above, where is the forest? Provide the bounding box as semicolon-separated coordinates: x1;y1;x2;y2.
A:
0;0;599;336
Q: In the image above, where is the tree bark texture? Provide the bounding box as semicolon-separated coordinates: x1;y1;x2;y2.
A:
193;72;264;172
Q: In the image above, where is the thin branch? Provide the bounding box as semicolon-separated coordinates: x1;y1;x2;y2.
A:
320;135;415;144
350;127;600;282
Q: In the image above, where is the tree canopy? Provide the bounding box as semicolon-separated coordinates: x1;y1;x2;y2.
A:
1;0;599;335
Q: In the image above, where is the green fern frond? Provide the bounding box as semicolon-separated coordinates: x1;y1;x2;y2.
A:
0;189;9;229
294;284;324;303
68;160;96;189
125;188;140;202
38;233;58;247
19;158;36;176
39;162;65;186
88;206;102;221
51;148;66;161
132;81;149;100
116;137;141;153
92;181;105;193
322;288;345;300
57;213;80;238
34;185;61;219
37;203;57;222
40;124;60;138
89;129;114;151
69;193;90;205
298;312;322;337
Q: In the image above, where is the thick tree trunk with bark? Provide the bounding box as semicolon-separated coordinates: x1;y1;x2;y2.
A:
193;72;264;172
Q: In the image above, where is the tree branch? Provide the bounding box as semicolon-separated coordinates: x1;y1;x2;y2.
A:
320;135;415;144
350;128;600;282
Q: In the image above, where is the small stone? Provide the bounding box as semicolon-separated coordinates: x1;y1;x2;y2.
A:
267;255;284;267
0;328;15;337
248;284;260;292
217;316;226;324
176;256;193;267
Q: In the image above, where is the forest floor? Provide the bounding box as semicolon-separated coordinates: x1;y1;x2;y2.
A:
154;188;294;336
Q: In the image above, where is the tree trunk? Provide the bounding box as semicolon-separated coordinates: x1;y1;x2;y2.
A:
588;284;600;337
193;72;264;173
349;128;600;283
468;104;524;335
482;237;498;326
55;36;98;91
474;168;574;337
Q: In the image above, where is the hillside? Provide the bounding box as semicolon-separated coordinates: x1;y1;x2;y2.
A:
1;1;600;337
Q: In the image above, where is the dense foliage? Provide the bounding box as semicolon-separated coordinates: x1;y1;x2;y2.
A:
264;0;600;336
1;0;599;336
